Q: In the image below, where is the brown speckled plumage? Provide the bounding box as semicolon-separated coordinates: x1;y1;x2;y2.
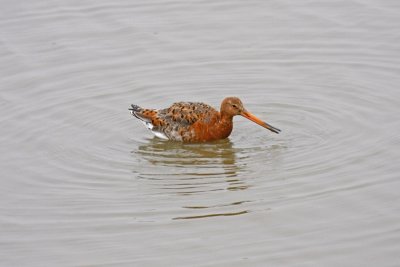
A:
129;97;280;142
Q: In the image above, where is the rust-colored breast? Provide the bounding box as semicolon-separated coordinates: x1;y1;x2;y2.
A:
189;115;233;142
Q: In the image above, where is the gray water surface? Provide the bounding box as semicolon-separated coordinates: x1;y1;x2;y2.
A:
1;1;400;266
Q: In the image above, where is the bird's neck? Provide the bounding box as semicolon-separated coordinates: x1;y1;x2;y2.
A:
216;113;234;139
220;112;233;123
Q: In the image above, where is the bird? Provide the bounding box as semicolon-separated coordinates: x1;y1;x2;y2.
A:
129;96;281;142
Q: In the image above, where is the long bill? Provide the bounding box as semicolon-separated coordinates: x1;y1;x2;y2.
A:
241;110;281;134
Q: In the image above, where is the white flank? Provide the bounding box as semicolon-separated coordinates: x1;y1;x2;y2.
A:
132;110;169;140
152;131;168;140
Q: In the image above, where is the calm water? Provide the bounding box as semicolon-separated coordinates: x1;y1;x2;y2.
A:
1;1;400;266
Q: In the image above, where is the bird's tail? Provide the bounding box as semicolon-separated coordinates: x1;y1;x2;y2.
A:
129;104;153;123
129;104;142;118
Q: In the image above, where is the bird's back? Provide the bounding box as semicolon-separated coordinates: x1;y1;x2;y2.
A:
130;101;220;141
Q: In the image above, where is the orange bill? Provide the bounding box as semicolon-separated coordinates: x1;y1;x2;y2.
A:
241;110;281;134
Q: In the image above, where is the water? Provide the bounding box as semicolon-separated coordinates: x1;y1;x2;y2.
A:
1;0;400;266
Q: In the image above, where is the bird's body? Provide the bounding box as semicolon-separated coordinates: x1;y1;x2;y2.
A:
129;97;280;142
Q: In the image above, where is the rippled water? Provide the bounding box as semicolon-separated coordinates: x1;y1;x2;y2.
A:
1;0;400;266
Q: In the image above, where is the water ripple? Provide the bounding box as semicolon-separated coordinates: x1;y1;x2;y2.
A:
1;0;400;265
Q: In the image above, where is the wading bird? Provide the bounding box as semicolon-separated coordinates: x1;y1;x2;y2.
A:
129;97;280;142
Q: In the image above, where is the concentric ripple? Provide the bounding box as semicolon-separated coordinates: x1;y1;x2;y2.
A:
1;0;400;266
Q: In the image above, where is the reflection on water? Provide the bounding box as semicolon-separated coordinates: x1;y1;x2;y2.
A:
175;200;252;220
137;137;237;168
173;210;248;220
135;137;246;191
134;138;250;219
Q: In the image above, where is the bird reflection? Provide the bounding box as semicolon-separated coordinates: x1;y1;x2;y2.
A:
133;138;250;220
136;137;237;168
135;138;245;185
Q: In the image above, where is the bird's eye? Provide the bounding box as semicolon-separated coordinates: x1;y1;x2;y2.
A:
232;104;238;108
